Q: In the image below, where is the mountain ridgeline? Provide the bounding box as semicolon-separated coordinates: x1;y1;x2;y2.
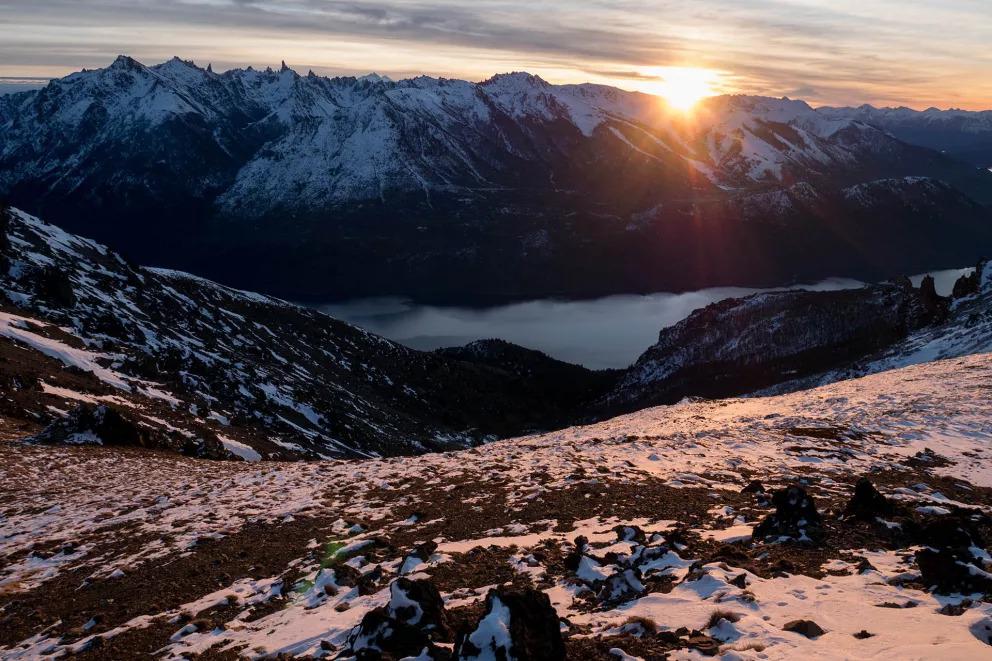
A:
1;56;991;302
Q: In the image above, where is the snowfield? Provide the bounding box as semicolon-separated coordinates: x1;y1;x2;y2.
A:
2;353;992;658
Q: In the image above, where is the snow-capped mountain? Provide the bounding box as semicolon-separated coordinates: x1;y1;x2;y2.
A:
2;57;990;301
817;104;992;167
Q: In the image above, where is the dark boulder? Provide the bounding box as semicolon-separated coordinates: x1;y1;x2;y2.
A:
782;619;825;638
752;486;823;542
613;525;646;543
347;578;450;660
916;275;947;320
917;516;983;551
916;547;992;595
454;587;564;660
563;535;589;572
401;541;439;574
741;480;766;494
843;478;895;521
597;569;645;605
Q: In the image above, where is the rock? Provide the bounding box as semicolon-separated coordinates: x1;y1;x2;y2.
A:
346;578;449;659
400;541;438;574
356;565;384;596
752;486;823;542
916;275;947;320
916;547;992;595
597;569;645;605
741;480;765;494
843;478;895;521
853;630;874;639
333;563;361;588
856;557;876;573
387;577;449;635
685;631;720;656
563;535;589;572
782;619;825;638
971;617;992;646
952;262;983;299
35;265;76;308
914;514;992;595
32;404;158;448
454;587;564;660
729;573;748;589
613;525;646;543
918;516;982;551
938;599;973;616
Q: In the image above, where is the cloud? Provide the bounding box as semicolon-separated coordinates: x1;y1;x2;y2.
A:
0;0;989;109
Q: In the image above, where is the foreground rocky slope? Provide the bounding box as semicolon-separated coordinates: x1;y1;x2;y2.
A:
0;207;613;460
2;354;991;658
2;57;990;301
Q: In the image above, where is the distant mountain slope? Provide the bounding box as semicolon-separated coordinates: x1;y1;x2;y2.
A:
2;57;991;301
817;104;992;168
0;206;613;459
608;260;992;412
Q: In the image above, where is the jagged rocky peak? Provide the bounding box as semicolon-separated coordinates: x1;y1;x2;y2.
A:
2;56;991;302
480;70;550;88
108;53;142;71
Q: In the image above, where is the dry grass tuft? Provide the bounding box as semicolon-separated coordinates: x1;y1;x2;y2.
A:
705;609;742;629
623;615;658;633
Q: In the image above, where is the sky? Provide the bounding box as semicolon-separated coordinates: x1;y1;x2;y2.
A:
1;0;990;109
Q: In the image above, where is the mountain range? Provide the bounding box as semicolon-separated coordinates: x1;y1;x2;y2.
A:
2;56;991;302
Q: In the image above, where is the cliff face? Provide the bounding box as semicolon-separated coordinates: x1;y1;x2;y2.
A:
607;278;949;412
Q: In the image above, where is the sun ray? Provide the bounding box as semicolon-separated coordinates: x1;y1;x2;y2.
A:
644;66;721;111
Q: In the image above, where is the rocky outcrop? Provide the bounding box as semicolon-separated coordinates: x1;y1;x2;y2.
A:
607;279;949;411
454;587;564;660
753;486;823;543
952;261;986;299
914;516;992;595
346;578;451;659
30;404;228;458
843;478;897;521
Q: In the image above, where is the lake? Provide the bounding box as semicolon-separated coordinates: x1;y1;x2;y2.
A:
320;268;973;370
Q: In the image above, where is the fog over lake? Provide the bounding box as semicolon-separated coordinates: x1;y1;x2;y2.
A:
321;268;973;370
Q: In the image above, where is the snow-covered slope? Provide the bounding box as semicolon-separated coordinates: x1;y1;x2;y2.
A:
817;104;992;167
2;353;991;658
0;206;612;459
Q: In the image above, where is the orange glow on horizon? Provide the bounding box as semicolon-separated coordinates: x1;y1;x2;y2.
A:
641;66;723;112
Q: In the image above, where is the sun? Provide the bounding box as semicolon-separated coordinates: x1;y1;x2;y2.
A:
648;67;721;112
